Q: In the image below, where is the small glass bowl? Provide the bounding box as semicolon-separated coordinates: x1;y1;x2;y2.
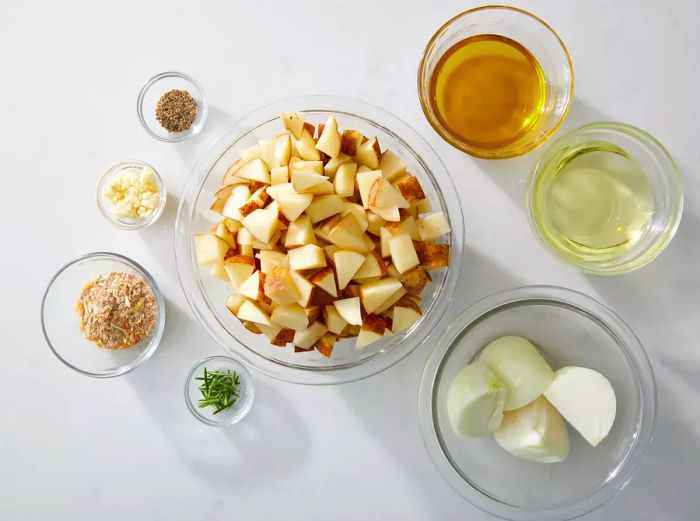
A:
418;5;574;159
41;252;166;378
184;356;255;427
418;286;656;521
527;122;683;274
137;71;208;142
96;160;167;230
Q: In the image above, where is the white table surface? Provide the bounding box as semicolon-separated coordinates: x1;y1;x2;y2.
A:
2;0;698;519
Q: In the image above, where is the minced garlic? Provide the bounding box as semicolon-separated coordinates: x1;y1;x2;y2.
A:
105;167;161;219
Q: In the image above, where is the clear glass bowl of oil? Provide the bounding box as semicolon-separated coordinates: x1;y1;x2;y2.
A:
418;6;574;159
528;122;683;274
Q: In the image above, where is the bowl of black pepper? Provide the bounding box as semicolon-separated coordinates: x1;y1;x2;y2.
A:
137;71;208;142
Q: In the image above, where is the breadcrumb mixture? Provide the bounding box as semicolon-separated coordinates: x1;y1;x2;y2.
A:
76;272;157;349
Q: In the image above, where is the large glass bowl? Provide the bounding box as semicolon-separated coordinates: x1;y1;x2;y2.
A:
175;96;465;385
418;286;656;520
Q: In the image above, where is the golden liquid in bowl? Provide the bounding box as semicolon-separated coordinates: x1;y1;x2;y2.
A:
429;34;546;150
534;142;654;261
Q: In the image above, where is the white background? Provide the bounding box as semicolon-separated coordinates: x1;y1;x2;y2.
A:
1;0;698;519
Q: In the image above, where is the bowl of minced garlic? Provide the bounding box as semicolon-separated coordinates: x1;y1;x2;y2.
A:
97;160;166;229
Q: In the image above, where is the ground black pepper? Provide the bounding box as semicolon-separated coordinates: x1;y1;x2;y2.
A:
155;89;197;132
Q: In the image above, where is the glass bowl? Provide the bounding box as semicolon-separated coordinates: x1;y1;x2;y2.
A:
418;5;574;159
418;286;656;521
96;160;167;230
137;71;208;142
175;95;465;385
41;252;166;378
184;355;255;427
527;122;683;274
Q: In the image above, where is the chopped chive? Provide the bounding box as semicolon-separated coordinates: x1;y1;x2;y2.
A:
196;367;241;415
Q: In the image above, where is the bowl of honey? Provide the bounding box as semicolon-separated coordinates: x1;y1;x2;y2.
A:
418;6;574;159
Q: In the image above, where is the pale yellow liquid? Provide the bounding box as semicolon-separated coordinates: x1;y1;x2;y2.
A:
538;144;654;259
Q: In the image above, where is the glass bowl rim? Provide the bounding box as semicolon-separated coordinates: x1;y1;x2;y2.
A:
40;251;167;378
417;4;575;159
136;70;208;142
184;354;256;427
96;159;168;230
417;284;657;521
174;94;466;385
526;121;684;275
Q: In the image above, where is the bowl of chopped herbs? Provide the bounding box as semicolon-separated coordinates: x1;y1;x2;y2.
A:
185;355;255;426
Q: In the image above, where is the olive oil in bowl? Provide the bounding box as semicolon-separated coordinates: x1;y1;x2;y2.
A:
429;34;546;151
534;143;653;261
418;6;574;159
528;123;683;274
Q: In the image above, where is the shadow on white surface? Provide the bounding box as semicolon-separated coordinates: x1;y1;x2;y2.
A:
125;296;312;488
332;250;523;519
224;378;311;479
581;211;700;520
173;105;237;168
472;97;611;214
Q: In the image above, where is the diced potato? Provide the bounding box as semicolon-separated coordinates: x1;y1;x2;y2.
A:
353;251;387;280
195;234;229;265
333;250;366;289
385;215;420;241
238;271;265;301
315;116;341;157
237;300;272;326
280;112;305;139
257;250;285;274
323;305;348;335
263;265;300;306
396;175;426;204
333;162;357;198
356;170;383;209
202;111;451;357
315;333;337;358
379;149;407;181
340;130;363;156
360;277;403;314
418;212;451;241
415;198;432;214
285;215;316;248
389;233;420;273
288;244;327;271
333;297;363;325
392;301;423;333
277;192;313;223
310;267;337;297
271;304;309;330
235;158;270;184
415;241;450;269
356;314;388;349
356;137;381;169
294;129;321;161
293;322;328;349
290;271;316;307
306;195;344;223
270;165;289;185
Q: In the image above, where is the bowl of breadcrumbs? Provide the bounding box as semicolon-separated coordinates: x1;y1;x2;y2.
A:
41;252;166;377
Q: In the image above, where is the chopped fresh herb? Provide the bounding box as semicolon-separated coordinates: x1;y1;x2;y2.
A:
196;367;241;414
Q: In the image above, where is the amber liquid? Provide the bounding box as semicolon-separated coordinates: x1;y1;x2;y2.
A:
429;34;546;150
